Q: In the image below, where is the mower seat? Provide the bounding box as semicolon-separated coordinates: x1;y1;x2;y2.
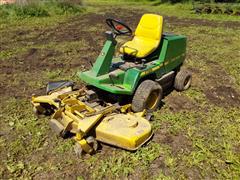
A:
120;14;163;58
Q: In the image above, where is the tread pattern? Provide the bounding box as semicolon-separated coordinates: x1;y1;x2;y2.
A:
132;80;162;112
174;70;192;91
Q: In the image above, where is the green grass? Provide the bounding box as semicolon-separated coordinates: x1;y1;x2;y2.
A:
179;25;240;86
88;0;240;21
0;0;85;20
153;106;240;178
89;143;165;179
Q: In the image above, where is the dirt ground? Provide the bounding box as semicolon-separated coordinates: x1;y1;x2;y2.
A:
0;3;240;180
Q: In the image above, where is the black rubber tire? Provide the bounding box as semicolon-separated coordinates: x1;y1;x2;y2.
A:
132;80;162;112
60;130;69;139
74;143;83;157
174;70;192;91
33;106;42;117
86;136;98;153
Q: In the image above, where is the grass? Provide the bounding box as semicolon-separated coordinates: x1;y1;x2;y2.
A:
87;143;167;179
88;0;240;21
0;0;240;179
0;0;85;20
153;106;240;178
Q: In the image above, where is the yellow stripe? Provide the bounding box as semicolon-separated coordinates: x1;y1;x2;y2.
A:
140;63;163;77
152;66;160;71
165;53;186;64
141;53;186;77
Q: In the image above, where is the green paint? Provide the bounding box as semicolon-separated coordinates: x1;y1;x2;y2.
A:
92;40;116;76
78;34;187;95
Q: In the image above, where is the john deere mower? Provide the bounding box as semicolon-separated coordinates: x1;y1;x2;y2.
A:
31;14;192;155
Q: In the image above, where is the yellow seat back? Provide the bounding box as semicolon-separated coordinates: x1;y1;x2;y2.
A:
135;14;163;41
120;14;163;58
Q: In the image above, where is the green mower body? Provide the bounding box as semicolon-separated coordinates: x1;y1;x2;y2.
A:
79;33;186;95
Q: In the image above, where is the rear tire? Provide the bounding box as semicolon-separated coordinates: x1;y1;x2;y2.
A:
132;80;162;112
174;70;192;91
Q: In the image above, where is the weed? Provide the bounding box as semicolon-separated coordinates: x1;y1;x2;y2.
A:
45;69;63;80
90;143;164;179
0;0;85;20
55;139;75;154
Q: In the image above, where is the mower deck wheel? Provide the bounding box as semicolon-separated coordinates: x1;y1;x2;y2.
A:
32;104;48;117
74;136;98;157
74;143;83;157
33;106;41;117
132;80;162;112
86;136;98;152
49;119;65;136
174;70;192;91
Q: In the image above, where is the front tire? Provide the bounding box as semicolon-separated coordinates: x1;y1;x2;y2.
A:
132;80;162;112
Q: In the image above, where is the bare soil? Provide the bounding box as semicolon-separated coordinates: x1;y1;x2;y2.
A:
165;15;240;29
205;85;240;107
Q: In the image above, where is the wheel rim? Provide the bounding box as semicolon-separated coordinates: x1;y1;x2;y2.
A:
183;75;191;90
146;90;160;110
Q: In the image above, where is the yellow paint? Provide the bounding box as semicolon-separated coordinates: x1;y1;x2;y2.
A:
120;104;132;113
96;113;152;150
146;90;159;110
78;139;93;154
151;66;160;71
31;95;60;109
75;130;84;141
74;110;84;118
120;14;163;58
165;53;186;64
140;63;163;77
140;71;147;77
31;87;79;112
32;88;153;153
134;109;146;117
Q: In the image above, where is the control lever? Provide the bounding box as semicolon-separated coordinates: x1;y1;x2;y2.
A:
109;72;118;86
141;59;147;69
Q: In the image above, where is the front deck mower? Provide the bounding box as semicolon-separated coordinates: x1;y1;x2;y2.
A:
31;14;192;155
79;14;191;112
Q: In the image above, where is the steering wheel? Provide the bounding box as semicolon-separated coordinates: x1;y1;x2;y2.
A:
106;18;132;36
